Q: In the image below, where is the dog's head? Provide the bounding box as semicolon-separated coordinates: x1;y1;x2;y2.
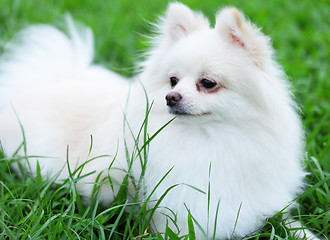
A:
142;3;289;124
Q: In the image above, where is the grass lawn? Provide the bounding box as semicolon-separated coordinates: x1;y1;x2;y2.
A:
0;0;329;239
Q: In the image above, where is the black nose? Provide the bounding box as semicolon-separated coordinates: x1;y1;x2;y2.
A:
166;92;182;107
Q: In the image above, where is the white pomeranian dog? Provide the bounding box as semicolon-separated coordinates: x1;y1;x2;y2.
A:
0;2;317;239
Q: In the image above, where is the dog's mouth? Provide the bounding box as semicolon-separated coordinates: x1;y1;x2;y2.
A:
166;97;211;117
169;109;211;117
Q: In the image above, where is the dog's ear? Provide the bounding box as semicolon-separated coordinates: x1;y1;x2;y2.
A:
162;2;209;43
215;7;272;68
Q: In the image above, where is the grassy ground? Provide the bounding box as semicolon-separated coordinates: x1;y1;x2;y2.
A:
0;0;329;239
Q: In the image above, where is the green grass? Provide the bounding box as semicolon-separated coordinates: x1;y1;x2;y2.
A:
0;0;329;239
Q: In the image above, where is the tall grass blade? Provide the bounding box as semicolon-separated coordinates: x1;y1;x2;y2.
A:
212;199;221;240
184;203;208;239
187;208;196;240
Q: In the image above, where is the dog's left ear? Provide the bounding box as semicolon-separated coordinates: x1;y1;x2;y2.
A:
215;7;272;68
162;3;209;43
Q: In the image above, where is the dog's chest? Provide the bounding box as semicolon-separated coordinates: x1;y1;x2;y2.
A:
146;125;245;192
143;122;284;201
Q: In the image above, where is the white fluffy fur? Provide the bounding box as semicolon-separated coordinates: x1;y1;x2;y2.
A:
0;3;315;239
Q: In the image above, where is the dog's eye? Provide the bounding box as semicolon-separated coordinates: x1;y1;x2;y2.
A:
200;79;217;89
170;76;179;87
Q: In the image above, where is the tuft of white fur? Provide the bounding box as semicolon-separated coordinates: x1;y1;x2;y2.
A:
0;3;318;240
0;15;128;205
0;15;93;105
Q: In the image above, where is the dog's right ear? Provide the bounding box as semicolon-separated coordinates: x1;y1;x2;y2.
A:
161;2;209;43
215;7;272;69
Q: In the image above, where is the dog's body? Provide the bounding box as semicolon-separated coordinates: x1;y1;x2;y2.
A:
0;3;313;239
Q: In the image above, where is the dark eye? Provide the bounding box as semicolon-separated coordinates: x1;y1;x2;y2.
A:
170;76;179;87
200;79;217;89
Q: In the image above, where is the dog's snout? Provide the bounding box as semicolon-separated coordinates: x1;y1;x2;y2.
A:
166;92;182;107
